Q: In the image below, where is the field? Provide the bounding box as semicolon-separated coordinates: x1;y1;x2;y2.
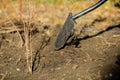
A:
0;0;120;80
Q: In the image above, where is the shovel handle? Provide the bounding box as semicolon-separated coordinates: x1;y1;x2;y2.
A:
72;0;107;20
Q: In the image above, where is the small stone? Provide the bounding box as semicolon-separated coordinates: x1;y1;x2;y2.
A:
72;64;78;70
16;68;20;71
109;73;112;77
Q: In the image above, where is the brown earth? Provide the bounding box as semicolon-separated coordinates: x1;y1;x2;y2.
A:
0;3;120;80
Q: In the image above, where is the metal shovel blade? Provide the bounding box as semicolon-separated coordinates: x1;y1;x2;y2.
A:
54;13;75;50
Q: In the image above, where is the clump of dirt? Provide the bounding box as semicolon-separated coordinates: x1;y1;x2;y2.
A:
0;4;120;80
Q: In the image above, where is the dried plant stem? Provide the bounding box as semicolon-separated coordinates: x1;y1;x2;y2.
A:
24;23;32;73
23;0;34;74
0;28;22;33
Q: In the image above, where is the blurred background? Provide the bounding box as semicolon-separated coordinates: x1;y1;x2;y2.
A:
0;0;119;24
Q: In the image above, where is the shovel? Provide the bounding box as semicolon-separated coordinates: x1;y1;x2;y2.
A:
54;0;107;50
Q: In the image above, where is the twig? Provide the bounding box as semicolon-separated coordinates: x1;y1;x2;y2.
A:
1;5;24;47
15;55;21;65
0;26;23;34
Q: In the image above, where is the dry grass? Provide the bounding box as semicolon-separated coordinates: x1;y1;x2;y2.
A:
0;0;38;73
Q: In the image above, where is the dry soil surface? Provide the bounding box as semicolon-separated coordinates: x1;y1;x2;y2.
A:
0;4;120;80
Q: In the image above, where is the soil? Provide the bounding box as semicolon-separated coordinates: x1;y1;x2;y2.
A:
0;4;120;80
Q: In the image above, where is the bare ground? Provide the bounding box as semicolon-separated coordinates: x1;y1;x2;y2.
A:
0;4;120;80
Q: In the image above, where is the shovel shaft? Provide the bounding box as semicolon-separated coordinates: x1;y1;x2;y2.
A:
72;0;107;20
